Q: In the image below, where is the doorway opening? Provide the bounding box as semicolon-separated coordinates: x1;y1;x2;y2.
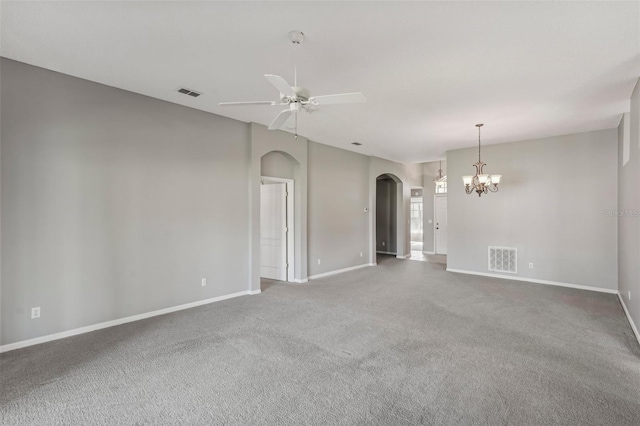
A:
260;176;294;282
375;174;401;262
409;188;425;261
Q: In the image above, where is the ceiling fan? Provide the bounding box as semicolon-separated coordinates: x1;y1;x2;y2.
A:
218;31;366;138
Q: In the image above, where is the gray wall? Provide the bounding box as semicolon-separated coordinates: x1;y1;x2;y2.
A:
308;141;369;276
0;59;386;345
1;58;251;345
447;129;618;290
618;80;640;332
376;178;397;253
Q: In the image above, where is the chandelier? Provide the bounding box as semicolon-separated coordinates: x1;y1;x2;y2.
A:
463;123;501;197
433;160;447;189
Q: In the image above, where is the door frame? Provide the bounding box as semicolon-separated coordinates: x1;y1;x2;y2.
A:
261;176;295;282
410;189;423;253
434;194;447;255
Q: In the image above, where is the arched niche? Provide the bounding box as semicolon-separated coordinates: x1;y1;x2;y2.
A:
249;123;308;292
261;151;297;180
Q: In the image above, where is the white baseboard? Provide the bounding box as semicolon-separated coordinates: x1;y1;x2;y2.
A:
376;251;397;255
308;263;375;280
0;290;252;354
422;251;435;255
292;278;308;283
446;268;618;294
248;289;262;295
396;254;410;259
617;292;640;346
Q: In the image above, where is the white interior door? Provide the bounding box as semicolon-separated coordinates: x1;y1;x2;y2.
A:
260;183;287;281
435;196;448;255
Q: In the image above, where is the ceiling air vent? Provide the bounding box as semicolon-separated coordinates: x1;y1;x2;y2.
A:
488;246;517;274
178;88;202;97
351;142;362;146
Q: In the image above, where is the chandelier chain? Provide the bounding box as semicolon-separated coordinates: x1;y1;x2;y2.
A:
478;126;481;163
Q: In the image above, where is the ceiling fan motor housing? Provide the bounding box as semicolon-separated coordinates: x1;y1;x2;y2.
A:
281;86;310;103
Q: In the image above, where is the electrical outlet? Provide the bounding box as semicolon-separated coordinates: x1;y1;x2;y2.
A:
360;252;363;257
318;259;321;265
201;278;207;287
31;307;40;319
529;263;534;269
382;241;386;246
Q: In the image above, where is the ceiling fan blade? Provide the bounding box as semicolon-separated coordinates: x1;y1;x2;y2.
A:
309;92;367;105
218;101;280;107
264;74;296;97
268;109;294;130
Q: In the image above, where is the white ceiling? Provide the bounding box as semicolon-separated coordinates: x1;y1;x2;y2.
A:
2;1;639;163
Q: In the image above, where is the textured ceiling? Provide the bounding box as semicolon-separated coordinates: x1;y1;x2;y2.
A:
2;1;639;163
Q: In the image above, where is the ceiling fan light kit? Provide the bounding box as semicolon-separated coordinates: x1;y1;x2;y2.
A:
462;124;502;197
218;30;366;139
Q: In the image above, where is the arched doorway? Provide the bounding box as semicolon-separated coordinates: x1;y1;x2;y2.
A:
374;173;404;264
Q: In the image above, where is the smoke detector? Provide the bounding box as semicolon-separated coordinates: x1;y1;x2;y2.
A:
288;30;305;44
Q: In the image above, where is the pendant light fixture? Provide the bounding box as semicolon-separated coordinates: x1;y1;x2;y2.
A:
433;160;447;190
462;124;501;197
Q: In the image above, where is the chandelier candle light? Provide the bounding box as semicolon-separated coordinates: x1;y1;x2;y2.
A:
462;124;501;197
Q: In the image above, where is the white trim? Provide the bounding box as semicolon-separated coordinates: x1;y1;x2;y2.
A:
248;289;262;295
422;251;435;255
0;290;251;354
292;278;308;283
617;292;640;346
260;176;291;184
308;263;375;280
446;268;618;294
396;254;410;259
376;251;397;255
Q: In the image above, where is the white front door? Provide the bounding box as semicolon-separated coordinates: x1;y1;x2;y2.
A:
260;182;287;281
435;196;448;255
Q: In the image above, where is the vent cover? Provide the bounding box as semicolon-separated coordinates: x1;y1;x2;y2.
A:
488;246;517;273
178;88;202;97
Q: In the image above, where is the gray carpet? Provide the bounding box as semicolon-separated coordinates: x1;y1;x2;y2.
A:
1;255;639;425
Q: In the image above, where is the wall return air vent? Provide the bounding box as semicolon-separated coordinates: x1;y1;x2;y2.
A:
488;246;517;274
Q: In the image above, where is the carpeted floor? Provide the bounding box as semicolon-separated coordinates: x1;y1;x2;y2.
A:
1;255;639;425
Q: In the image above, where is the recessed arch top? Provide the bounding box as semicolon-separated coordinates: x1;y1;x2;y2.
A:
261;150;299;180
376;172;402;183
261;150;301;166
